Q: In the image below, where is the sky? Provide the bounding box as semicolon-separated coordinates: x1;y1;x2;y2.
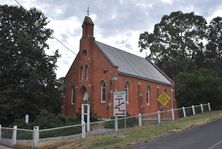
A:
1;0;222;78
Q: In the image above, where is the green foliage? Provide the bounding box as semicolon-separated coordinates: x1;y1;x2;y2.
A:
175;69;222;109
13;111;80;129
104;114;138;129
139;11;222;80
205;17;222;78
139;11;208;79
139;11;222;108
11;110;98;139
104;120;114;129
9;111;82;139
0;5;62;125
75;111;99;122
40;125;82;138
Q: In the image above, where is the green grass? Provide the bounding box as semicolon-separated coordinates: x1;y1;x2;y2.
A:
91;137;123;149
72;111;222;149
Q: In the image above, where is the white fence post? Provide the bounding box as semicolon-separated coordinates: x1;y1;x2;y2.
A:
171;108;175;120
33;126;39;149
157;111;161;124
208;103;211;112
87;105;90;132
82;121;86;139
114;117;118;132
138;113;142;127
192;105;196;115
11;125;17;145
200;104;204;112
182;107;186;118
81;104;84;124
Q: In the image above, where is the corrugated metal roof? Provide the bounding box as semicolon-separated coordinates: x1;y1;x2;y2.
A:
96;41;172;85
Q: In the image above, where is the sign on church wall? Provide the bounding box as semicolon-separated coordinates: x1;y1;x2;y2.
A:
113;91;126;117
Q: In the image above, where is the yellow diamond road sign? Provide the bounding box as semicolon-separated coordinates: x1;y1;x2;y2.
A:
158;92;170;107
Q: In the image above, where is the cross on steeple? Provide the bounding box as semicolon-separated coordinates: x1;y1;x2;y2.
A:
87;7;89;16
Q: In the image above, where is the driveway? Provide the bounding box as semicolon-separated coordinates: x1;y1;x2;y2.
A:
127;119;222;149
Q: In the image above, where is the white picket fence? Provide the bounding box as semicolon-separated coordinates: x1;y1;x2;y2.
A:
0;103;211;148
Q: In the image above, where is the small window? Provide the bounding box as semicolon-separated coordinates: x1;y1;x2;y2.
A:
146;86;150;104
85;65;88;80
71;86;76;104
124;82;129;103
101;81;106;102
80;66;83;81
171;89;175;100
157;87;160;100
83;49;87;56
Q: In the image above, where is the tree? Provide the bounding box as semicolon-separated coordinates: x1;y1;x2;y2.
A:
139;11;208;79
205;17;222;78
139;11;222;108
0;5;62;125
175;70;222;109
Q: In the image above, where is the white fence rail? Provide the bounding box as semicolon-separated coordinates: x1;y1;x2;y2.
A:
0;103;211;148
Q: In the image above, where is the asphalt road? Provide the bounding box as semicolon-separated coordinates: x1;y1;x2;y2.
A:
127;119;222;149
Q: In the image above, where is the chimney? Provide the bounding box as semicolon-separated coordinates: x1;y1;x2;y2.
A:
82;16;94;38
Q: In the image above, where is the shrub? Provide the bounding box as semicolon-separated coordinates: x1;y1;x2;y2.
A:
175;69;222;109
13;111;80;129
104;113;138;129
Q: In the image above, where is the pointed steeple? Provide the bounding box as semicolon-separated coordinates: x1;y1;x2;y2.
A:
82;16;94;38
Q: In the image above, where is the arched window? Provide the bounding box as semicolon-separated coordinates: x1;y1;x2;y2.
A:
124;82;129;103
82;49;87;56
80;66;83;81
85;65;88;80
101;81;106;102
157;86;160;100
146;86;150;104
83;91;89;101
71;86;76;104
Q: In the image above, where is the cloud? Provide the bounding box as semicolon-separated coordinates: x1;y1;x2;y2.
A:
206;5;222;22
45;16;82;77
161;0;173;4
1;0;222;78
136;3;153;8
96;29;145;58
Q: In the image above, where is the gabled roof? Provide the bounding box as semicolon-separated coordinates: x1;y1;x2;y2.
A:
95;41;172;86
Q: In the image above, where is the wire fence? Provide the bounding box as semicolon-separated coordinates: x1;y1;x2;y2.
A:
0;103;211;149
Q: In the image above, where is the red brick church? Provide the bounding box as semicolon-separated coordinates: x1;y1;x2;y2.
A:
62;16;176;118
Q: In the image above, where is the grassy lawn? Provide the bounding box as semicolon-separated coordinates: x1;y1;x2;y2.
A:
58;111;222;149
